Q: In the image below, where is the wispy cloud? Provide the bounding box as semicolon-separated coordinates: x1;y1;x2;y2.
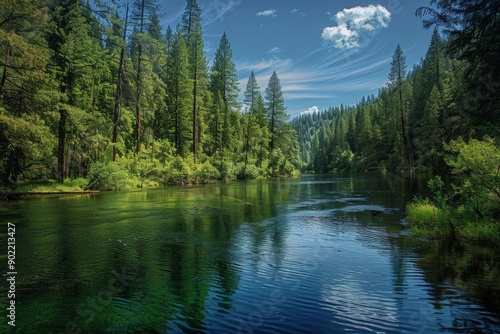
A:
290;9;305;17
203;0;243;25
322;5;391;49
236;40;393;116
267;47;281;55
257;9;277;17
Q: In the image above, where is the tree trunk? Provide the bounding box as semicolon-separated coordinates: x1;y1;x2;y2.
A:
113;4;128;162
135;45;142;154
58;105;68;183
0;45;10;99
135;0;145;154
192;60;197;163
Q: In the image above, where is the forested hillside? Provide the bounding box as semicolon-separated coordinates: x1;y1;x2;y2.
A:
0;0;300;190
292;25;498;174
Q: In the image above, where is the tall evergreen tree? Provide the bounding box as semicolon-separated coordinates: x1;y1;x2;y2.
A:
131;0;159;152
265;71;287;152
166;32;192;156
417;0;500;137
208;32;239;166
181;0;208;162
47;0;108;182
112;4;129;162
388;44;413;170
242;71;262;169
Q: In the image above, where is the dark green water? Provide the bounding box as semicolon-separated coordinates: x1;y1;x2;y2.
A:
1;174;499;333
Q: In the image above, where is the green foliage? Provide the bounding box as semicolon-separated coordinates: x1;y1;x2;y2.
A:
407;138;500;244
236;163;260;180
0;112;55;184
217;158;237;180
86;161;129;191
445;137;500;217
407;199;439;225
428;175;446;208
194;160;220;183
0;0;305;187
267;149;296;178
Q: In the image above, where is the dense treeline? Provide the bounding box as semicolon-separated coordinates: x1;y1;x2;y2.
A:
292;28;496;174
292;0;499;242
0;0;300;190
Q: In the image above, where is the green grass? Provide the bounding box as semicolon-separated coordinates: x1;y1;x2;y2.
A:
456;220;500;246
407;200;451;239
407;199;500;245
407;200;439;226
2;178;89;192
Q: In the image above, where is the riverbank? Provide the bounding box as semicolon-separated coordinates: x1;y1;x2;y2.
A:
407;199;500;246
0;179;99;200
0;190;99;201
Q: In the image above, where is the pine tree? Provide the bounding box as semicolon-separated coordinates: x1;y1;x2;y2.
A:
254;93;269;166
208;32;239;167
47;0;109;182
242;71;263;170
264;71;299;173
181;0;208;162
388;44;413;170
131;0;159;152
265;71;287;152
417;0;500;136
166;32;192;156
112;4;129;162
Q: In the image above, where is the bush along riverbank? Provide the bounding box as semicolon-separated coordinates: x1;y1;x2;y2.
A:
407;138;500;245
2;146;300;193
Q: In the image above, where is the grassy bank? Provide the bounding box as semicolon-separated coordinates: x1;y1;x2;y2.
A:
407;198;500;246
1;178;89;192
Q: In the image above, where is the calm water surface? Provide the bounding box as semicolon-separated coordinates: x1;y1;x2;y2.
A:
1;174;499;333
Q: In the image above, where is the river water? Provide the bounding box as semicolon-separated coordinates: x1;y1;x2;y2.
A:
1;174;499;333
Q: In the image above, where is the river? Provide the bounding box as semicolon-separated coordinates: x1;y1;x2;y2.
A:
1;174;499;333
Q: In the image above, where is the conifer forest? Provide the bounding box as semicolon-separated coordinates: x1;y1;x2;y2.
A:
1;0;499;234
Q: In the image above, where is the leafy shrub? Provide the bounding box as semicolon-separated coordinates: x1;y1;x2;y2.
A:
445;137;500;218
164;156;193;184
218;159;236;180
194;160;220;183
86;161;128;190
236;163;260;179
64;178;88;190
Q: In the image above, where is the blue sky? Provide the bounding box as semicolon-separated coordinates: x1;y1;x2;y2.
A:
160;0;434;118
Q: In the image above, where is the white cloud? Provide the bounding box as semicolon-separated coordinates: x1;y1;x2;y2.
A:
257;9;277;17
322;5;391;50
322;25;360;49
301;106;320;115
290;9;305;17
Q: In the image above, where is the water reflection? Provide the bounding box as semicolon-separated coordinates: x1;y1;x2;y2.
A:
0;174;498;333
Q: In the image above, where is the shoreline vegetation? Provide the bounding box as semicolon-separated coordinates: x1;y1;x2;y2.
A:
408;198;500;246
